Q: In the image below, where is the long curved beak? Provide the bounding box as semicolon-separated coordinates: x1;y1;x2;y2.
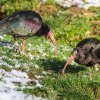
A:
62;50;77;74
47;31;57;55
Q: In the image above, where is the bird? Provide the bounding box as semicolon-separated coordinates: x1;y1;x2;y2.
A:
62;38;100;76
0;10;57;54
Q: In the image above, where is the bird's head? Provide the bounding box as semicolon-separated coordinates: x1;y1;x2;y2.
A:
62;47;87;74
36;23;57;54
73;48;86;61
62;48;78;74
65;49;78;65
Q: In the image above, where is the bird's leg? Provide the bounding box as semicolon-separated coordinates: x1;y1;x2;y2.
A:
87;67;92;80
13;36;21;53
21;39;26;55
94;64;99;72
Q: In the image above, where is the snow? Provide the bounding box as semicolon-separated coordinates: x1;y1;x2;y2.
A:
35;75;43;79
0;57;13;68
0;33;71;100
28;53;35;60
34;80;43;87
0;38;46;100
0;38;73;100
55;0;100;9
0;90;47;100
42;71;47;75
0;36;4;39
0;69;46;100
11;70;29;78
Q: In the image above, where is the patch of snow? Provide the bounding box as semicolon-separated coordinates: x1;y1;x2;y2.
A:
0;34;74;100
0;36;4;39
28;43;34;51
0;69;31;86
55;0;84;7
0;89;47;100
34;64;39;69
42;71;47;75
14;63;21;68
34;80;43;88
11;70;29;78
0;69;46;100
42;52;46;57
28;53;35;60
55;0;100;9
0;58;13;68
0;41;14;49
35;75;43;79
82;0;100;9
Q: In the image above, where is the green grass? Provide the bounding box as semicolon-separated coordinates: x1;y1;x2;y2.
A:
0;0;100;100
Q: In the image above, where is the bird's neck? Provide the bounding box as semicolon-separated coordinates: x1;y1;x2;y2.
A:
35;24;50;36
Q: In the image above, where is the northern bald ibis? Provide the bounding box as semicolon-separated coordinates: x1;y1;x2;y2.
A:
62;38;100;76
0;10;57;54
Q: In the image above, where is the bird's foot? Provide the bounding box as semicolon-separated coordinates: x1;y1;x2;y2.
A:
14;47;26;55
95;67;99;72
94;64;99;72
14;41;21;53
87;68;92;80
14;46;22;54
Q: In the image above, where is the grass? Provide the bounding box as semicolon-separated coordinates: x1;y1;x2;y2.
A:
0;0;100;100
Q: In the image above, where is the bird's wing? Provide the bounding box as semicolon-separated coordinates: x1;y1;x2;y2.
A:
0;13;42;36
76;38;100;47
92;44;100;60
9;17;42;36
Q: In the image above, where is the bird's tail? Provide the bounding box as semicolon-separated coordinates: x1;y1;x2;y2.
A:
0;26;7;35
93;43;100;59
0;19;8;35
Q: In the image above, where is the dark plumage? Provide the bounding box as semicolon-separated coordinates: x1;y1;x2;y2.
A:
62;38;100;74
0;10;57;54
